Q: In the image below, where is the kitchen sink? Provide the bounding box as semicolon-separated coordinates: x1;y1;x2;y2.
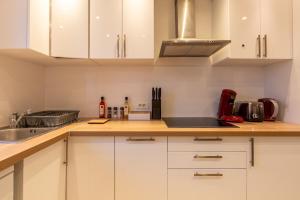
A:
0;128;55;143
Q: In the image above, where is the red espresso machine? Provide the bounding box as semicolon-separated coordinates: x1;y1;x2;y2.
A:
217;89;244;123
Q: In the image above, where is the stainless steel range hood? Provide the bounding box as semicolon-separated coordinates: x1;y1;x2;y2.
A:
159;0;231;57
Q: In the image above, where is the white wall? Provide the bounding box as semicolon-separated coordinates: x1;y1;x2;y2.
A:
264;0;300;123
0;55;45;127
45;65;264;118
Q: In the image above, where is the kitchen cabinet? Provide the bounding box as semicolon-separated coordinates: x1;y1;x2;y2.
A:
169;169;246;200
247;137;300;200
212;0;293;65
67;137;114;200
90;0;154;59
22;140;67;200
168;136;247;200
115;137;167;200
51;0;89;58
0;167;14;200
0;0;49;55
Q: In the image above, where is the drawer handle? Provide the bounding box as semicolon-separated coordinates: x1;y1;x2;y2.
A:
194;138;223;142
127;137;155;142
194;172;223;177
193;155;223;159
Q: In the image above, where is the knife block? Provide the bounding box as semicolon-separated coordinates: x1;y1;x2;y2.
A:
152;100;161;120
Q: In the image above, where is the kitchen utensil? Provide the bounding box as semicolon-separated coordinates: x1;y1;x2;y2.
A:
88;119;110;124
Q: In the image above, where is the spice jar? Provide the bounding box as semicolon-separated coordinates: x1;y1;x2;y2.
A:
107;107;112;119
120;107;124;120
113;107;119;119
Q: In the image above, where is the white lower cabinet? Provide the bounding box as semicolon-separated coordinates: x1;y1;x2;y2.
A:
0;167;14;200
247;137;300;200
23;140;67;200
67;136;114;200
168;169;246;200
115;136;167;200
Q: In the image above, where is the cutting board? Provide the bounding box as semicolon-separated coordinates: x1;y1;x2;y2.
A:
88;119;110;124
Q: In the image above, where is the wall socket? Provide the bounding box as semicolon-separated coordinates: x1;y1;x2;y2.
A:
133;103;150;111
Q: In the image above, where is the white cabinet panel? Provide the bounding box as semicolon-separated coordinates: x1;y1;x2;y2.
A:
115;136;167;200
23;140;66;200
123;0;154;58
0;0;28;49
168;151;247;169
260;0;293;59
90;0;123;59
51;0;89;58
67;137;114;200
169;169;246;200
0;168;14;200
229;0;261;58
247;137;300;200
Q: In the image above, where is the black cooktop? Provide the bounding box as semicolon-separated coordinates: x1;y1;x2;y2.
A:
163;117;238;128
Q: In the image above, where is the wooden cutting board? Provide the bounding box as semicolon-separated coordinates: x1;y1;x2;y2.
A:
88;119;110;124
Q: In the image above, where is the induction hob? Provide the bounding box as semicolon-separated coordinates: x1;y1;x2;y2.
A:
163;117;238;128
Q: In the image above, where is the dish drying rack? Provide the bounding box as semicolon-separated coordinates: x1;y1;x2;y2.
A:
24;110;80;127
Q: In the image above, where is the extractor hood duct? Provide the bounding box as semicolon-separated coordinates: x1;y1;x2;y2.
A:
159;0;231;57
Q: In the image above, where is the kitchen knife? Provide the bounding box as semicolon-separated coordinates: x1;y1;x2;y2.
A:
152;88;155;100
158;88;161;100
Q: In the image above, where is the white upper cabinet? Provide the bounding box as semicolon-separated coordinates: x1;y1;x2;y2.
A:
90;0;123;59
0;0;49;55
123;0;154;59
260;0;293;59
90;0;154;59
212;0;293;65
51;0;89;58
229;0;261;59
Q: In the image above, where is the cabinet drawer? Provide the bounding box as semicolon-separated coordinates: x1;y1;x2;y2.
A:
168;169;246;200
168;137;249;152
168;152;247;169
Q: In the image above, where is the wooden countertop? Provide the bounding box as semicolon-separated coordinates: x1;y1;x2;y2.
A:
70;120;300;136
1;119;300;171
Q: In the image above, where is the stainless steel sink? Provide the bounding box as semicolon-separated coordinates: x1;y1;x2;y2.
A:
0;128;55;143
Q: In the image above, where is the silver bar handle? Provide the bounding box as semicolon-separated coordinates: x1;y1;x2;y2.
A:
123;34;127;58
127;137;155;142
250;138;255;167
194;172;223;177
194;155;223;159
117;34;120;58
257;35;261;57
194;138;223;142
263;34;267;57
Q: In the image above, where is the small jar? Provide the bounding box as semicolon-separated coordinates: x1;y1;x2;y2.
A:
113;107;119;119
120;107;124;120
107;107;112;119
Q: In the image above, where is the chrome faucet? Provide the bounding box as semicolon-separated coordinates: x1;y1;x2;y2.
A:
10;112;26;128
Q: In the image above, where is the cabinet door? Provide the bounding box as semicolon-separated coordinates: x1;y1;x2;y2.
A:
247;138;300;200
0;171;14;200
260;0;293;59
51;0;89;58
115;137;167;200
169;169;246;200
67;137;114;200
90;0;122;59
122;0;154;59
23;140;66;200
0;0;27;49
229;0;261;58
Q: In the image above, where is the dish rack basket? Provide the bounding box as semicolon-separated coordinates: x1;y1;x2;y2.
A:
24;110;80;127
